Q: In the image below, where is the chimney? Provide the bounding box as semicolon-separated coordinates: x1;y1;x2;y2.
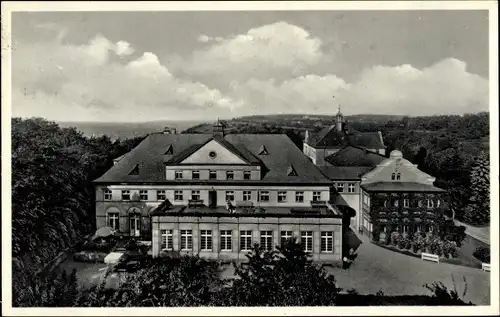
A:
163;127;177;134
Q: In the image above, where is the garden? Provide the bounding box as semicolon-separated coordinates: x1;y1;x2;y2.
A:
382;231;460;259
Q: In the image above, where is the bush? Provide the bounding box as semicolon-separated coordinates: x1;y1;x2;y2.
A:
472;246;490;263
390;231;401;246
73;251;107;263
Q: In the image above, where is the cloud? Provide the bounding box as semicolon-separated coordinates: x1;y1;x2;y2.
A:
12;35;246;121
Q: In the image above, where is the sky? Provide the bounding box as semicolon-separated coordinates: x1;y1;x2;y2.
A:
11;10;490;122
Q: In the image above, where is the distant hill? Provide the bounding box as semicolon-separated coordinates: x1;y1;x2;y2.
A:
233;114;404;123
57;120;205;140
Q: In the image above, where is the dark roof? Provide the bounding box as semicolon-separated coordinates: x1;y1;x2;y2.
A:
361;182;446;193
94;133;331;184
308;126;385;149
319;166;374;180
325;146;387;167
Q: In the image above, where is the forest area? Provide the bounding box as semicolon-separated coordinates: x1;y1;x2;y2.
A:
10;113;489;306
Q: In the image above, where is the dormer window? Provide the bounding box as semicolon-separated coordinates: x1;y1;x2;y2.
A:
164;145;173;155
391;173;396;180
287;165;298;176
258;145;269;155
396;173;401;180
129;164;139;175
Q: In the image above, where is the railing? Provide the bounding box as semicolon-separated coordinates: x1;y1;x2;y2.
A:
481;263;490;272
421;252;439;263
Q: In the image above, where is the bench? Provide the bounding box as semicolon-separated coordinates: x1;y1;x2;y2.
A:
311;200;327;208
421;252;439;263
481;263;490;272
188;199;205;208
236;201;254;208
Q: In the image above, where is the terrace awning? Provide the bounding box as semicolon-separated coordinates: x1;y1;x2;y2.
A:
104;252;125;265
331;195;356;218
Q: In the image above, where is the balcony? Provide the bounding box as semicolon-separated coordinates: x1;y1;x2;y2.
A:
188;199;205;208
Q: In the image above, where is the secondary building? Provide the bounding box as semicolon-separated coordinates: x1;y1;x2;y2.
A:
93;121;355;263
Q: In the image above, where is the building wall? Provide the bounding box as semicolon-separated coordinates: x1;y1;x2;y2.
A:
362;156;435;185
151;215;343;263
181;140;248;165
331;181;361;230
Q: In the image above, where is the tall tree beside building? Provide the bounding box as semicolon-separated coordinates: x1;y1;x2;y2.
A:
464;151;490;225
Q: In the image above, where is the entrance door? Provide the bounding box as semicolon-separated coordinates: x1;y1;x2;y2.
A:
130;214;141;237
208;190;217;208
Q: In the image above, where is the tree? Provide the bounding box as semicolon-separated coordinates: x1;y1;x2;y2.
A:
464;151;490;225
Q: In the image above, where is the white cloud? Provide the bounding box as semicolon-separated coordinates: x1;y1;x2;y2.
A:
115;40;135;57
12;35;246;121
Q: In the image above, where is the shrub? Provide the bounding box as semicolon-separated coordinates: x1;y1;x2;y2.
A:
472;246;490;263
390;231;401;246
73;251;107;263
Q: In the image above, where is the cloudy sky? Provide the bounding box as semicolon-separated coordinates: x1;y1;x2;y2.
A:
11;10;489;122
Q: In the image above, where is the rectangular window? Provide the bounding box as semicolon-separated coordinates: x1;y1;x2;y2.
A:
348;183;356;193
226;171;234;180
242;191;252;201
192;170;200;180
301;231;313;252
191;190;201;201
243;171;251;180
121;190;130;201
259;191;270;202
260;230;273;251
209;170;217;180
295;191;304;203
174;190;183;201
312;191;321;202
180;230;193;251
225;191;235;202
321;232;334;253
200;230;213;251
157;190;166;201
139;190;148;201
427;199;434;208
391;173;396;180
277;191;287;203
396;173;401;180
107;212;119;231
394;199;399;207
280;231;293;247
336;183;345;193
240;230;252;251
220;230;232;251
403;225;409;234
104;189;112;200
175;171;183;179
161;229;173;250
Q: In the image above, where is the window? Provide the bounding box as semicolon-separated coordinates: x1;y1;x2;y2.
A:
280;231;293;247
363;194;370;206
404;198;410;208
427;199;434;209
312;191;321;202
348;183;356;193
417;200;423;208
380;225;387;233
161;229;173;250
175;171;183;179
220;230;232;251
436;199;441;208
260;231;273;251
295;191;304;203
107;212;119;231
393;199;399;207
403;225;409;234
259;191;270;202
121;190;130;201
240;230;252;251
243;171;251;180
157;190;166;201
416;224;422;232
242;191;252;201
139;190;148;201
200;230;213;251
104;189;112;200
174;190;183;201
336;183;345;193
321;232;334;253
396;173;401;180
192;170;200;180
383;200;388;207
277;191;287;203
391;173;396;180
180;230;193;251
425;224;433;233
301;231;313;252
209;170;217;180
191;190;201;201
225;191;235;202
226;171;234;180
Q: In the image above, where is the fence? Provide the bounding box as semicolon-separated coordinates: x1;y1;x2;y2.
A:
421;252;440;263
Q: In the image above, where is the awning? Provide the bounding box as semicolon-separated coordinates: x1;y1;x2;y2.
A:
331;195;356;218
104;252;125;265
92;226;116;240
345;228;362;252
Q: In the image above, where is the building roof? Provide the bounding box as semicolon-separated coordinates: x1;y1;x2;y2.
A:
361;182;446;193
319;166;374;180
325;146;387;167
94;133;331;184
307;126;385;149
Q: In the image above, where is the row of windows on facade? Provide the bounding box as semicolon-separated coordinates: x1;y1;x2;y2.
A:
174;170;252;180
383;198;441;209
160;229;336;253
104;189;324;203
379;223;434;234
391;173;402;180
334;183;357;193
